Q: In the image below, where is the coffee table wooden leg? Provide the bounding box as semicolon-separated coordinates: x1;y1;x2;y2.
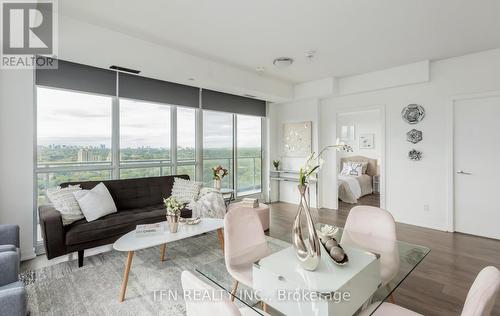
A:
160;244;167;262
217;228;224;253
119;251;134;302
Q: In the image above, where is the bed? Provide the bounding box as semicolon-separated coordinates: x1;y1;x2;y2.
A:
338;156;378;204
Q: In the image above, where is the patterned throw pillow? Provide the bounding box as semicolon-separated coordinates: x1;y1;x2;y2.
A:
340;162;351;175
47;185;84;225
171;177;202;204
348;163;364;176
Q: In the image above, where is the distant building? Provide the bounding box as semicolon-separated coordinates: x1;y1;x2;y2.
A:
78;148;99;162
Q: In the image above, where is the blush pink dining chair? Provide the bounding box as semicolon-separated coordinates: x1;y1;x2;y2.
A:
181;270;269;316
359;266;500;316
224;206;271;301
341;206;399;302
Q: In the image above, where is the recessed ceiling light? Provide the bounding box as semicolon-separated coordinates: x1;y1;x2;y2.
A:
273;57;294;68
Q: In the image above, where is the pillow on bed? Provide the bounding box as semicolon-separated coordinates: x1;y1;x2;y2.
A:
341;161;368;176
340;162;351;175
348;162;364;176
360;162;369;174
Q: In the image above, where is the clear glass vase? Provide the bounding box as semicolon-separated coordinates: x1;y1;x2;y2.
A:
292;184;321;271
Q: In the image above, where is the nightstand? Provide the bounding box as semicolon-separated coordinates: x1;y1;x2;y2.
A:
373;175;380;193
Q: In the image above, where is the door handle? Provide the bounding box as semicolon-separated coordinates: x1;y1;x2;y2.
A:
457;170;472;175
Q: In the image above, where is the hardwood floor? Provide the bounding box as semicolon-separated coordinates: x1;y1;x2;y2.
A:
267;199;500;316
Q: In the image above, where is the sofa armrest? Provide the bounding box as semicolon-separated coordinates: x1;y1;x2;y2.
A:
0;224;19;248
0;251;19;286
38;205;66;259
0;281;27;316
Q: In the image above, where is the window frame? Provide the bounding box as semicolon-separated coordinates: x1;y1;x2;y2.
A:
33;82;265;255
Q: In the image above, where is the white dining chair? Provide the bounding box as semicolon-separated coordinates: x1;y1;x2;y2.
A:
224;206;271;301
360;266;500;316
341;206;399;301
181;270;270;316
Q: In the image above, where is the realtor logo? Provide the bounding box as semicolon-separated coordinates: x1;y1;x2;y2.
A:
1;0;58;69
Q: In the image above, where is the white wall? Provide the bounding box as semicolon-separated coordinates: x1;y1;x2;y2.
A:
270;48;500;231
268;99;319;208
0;69;35;259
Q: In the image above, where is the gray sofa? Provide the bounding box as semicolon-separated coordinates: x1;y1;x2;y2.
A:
0;224;27;316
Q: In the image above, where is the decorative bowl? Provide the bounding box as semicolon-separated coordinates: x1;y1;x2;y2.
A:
318;234;349;266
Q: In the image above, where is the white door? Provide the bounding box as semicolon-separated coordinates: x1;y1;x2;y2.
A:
454;95;500;239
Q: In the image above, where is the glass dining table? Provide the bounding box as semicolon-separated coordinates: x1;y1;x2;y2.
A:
195;224;430;316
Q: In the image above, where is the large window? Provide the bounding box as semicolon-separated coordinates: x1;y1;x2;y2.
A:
203;111;233;189
36;87;114;243
237;115;262;196
177;107;196;179
37;87;112;167
35;86;264;248
120;99;171;163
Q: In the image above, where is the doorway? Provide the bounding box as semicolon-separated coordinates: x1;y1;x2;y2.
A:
453;93;500;240
335;106;385;212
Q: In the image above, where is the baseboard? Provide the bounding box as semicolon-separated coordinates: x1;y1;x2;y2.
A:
21;247;36;261
394;217;449;232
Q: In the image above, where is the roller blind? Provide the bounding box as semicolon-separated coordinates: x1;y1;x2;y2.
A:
201;89;266;117
118;73;199;108
36;58;117;96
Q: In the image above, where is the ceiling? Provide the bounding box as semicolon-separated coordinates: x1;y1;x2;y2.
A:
59;0;500;84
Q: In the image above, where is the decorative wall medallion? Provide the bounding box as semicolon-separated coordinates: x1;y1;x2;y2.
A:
406;129;423;144
402;104;425;124
408;149;423;161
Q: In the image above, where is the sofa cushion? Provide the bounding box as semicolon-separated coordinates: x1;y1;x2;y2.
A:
65;204;192;246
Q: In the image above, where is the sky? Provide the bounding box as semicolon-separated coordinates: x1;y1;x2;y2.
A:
37;87;261;148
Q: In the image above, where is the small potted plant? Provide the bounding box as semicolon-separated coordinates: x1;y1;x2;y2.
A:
212;165;228;191
164;196;183;233
272;160;280;171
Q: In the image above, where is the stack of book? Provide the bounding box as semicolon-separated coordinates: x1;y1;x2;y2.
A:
135;222;164;236
240;198;259;208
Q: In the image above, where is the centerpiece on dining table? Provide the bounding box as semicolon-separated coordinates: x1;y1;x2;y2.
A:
212;165;228;191
293;140;352;271
164;196;183;233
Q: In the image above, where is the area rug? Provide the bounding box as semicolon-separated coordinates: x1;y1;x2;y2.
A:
23;232;288;316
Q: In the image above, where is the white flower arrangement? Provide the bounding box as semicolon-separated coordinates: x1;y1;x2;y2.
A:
299;139;353;186
164;196;183;216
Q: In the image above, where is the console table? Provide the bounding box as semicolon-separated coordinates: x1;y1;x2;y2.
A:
269;170;318;206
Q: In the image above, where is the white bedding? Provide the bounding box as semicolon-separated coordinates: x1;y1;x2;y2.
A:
338;174;373;204
339;175;362;199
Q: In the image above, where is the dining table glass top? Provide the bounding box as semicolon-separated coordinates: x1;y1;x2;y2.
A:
195;224;430;316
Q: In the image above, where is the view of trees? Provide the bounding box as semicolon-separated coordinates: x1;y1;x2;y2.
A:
36;146;261;205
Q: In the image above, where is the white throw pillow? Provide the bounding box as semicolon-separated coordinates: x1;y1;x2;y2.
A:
171;177;202;204
47;185;84;225
73;182;117;222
